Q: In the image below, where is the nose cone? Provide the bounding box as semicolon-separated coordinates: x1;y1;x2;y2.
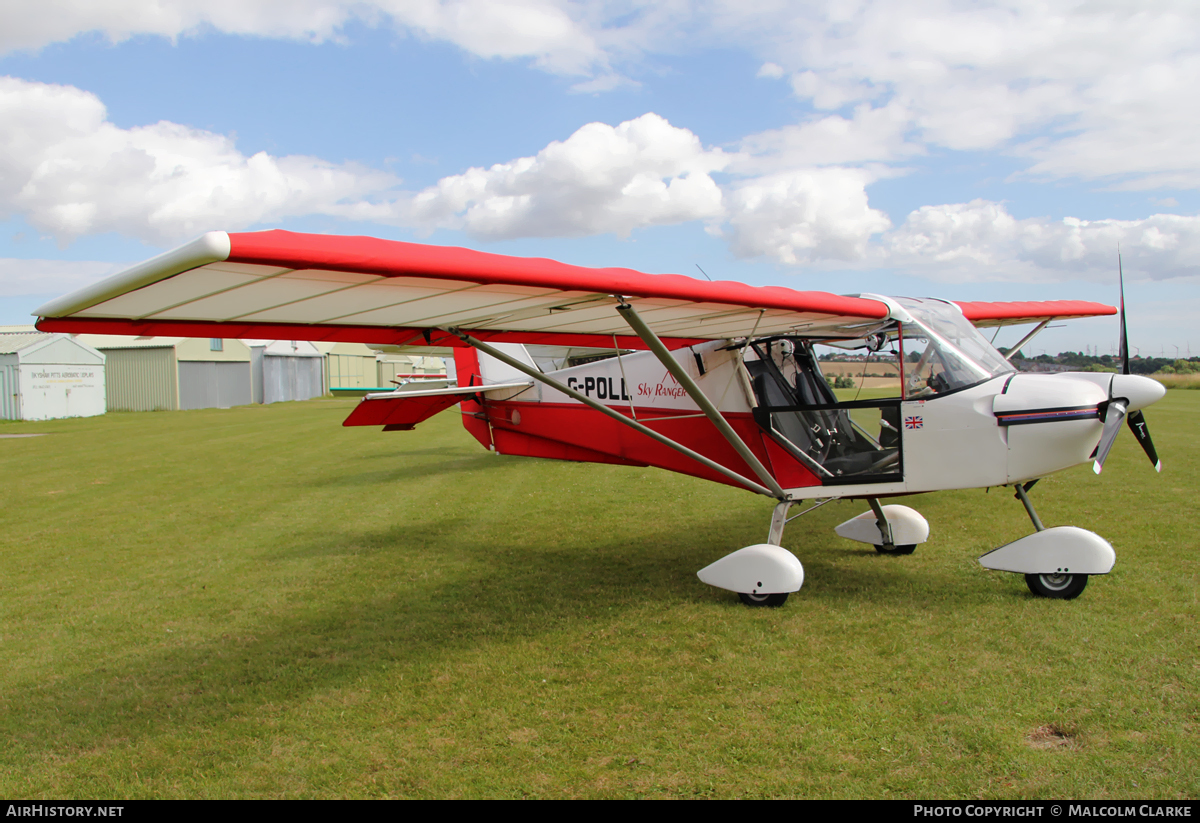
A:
1110;374;1167;411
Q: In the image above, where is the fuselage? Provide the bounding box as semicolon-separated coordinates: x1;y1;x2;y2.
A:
453;297;1165;500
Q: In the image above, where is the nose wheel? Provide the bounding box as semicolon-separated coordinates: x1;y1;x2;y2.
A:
977;484;1114;600
1025;572;1088;600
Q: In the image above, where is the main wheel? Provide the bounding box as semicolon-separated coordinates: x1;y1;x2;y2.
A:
739;592;789;607
875;544;916;555
1025;572;1088;600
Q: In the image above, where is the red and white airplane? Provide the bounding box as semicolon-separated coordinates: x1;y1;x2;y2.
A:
35;231;1165;606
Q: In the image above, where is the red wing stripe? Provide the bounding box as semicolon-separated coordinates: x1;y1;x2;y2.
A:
227;231;889;319
956;300;1117;325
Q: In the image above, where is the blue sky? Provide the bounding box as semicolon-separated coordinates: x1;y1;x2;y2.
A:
2;2;1199;357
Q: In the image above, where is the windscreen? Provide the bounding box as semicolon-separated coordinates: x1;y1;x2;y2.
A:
894;298;1014;398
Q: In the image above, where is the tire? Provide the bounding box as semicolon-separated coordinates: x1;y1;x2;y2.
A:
875;544;917;555
738;591;789;607
1025;572;1088;600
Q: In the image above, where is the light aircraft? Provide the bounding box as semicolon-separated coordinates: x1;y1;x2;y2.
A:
35;231;1165;606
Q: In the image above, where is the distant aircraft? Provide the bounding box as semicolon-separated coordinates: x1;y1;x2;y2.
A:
36;231;1164;605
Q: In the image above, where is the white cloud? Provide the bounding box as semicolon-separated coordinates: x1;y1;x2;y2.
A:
2;0;611;77
0;78;902;265
388;0;609;75
788;70;882;113
735;101;920;170
4;71;1197;288
402;111;908;261
883;200;1200;282
0;258;123;297
705;1;1200;188
10;2;1200;187
0;76;402;244
723;168;892;264
406;113;729;239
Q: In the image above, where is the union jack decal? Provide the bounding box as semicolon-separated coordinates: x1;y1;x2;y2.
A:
904;416;924;429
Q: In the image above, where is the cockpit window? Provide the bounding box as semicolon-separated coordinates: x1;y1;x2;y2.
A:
893;298;1014;398
744;340;903;482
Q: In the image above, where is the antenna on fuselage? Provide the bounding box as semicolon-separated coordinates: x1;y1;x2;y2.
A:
695;264;713;281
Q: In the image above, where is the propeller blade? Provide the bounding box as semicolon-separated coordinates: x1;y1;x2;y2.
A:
1093;398;1128;474
1118;252;1130;375
1126;409;1162;472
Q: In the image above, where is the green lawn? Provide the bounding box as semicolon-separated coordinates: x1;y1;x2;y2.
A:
0;393;1196;798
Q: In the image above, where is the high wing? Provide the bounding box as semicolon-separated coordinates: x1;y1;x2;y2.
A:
954;300;1117;327
34;230;1117;343
35;230;891;348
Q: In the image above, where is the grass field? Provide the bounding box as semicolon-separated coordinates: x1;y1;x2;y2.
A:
1153;373;1200;390
1;393;1196;799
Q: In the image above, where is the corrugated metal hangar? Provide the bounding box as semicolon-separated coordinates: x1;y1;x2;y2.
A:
76;334;254;411
317;341;448;396
76;334;363;411
249;339;324;405
3;325;448;416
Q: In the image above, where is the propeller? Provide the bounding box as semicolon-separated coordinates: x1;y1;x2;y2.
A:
1092;254;1162;474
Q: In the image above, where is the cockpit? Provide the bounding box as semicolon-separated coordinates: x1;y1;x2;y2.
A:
742;297;1014;484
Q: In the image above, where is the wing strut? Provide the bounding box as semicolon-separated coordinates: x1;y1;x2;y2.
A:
615;302;787;499
1003;319;1051;362
446;328;781;499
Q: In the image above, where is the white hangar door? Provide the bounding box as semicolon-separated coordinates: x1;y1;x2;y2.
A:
262;355;323;404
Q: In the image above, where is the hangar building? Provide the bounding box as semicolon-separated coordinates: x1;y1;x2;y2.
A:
0;329;106;421
75;334;253;411
248;339;324;404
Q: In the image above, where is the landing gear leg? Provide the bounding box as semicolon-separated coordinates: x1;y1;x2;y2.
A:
1014;480;1044;532
868;498;916;555
768;501;792;546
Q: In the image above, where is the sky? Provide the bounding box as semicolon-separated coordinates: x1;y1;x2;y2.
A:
2;1;1199;357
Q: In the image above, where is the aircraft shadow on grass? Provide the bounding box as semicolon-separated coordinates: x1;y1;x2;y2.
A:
343;445;486;460
266;505;946;602
308;450;515;488
6;508;978;770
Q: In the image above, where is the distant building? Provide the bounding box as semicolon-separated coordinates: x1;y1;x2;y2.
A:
315;341;447;396
73;334;253;411
0;330;106;421
377;352;447;389
247;339;324;404
10;331;449;414
317;342;381;392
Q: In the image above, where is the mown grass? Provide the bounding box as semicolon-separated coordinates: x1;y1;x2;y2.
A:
0;394;1196;798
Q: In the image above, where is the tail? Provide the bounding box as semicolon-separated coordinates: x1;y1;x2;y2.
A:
453;343;538;450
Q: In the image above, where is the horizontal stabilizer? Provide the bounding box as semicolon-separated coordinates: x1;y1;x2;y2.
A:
342;381;533;430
